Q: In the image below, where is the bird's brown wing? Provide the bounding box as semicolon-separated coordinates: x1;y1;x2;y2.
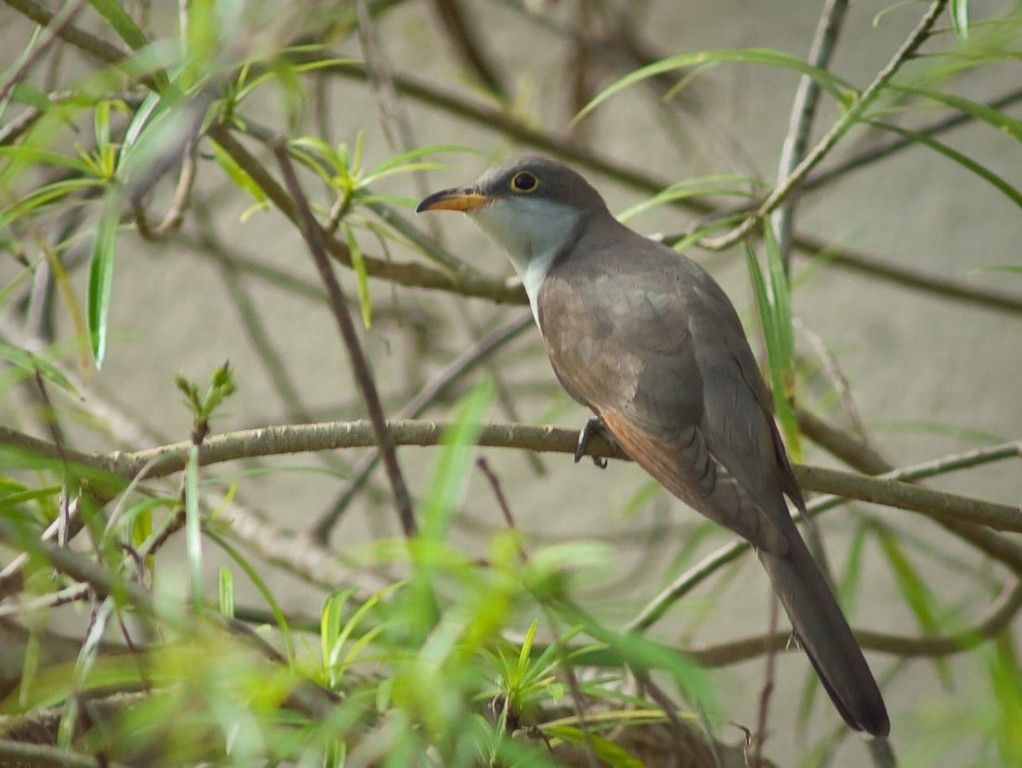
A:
538;232;791;554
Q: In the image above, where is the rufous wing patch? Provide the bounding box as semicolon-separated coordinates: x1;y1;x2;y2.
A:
599;410;789;556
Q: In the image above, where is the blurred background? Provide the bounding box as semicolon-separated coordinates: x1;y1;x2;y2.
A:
1;1;1020;766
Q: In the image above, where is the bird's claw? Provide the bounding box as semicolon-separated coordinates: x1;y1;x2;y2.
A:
575;417;610;469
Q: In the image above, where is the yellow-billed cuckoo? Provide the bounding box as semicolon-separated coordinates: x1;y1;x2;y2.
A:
417;156;889;737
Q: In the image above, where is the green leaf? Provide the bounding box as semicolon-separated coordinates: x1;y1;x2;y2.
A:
360;144;476;186
88;199;120;368
544;726;644;768
0;178;105;230
887;85;1022;142
951;0;970;41
343;223;372;329
990;633;1022;766
616;174;757;223
122;91;166;152
745;228;801;460
870;119;1022;209
93;99;111;155
874;522;951;685
8;82;52;112
321;589;354;675
576;48;855;123
88;0;150;51
218;566;235;618
0;145;95;175
0;343;79;397
420;381;494;543
204;528;296;664
210;141;267;206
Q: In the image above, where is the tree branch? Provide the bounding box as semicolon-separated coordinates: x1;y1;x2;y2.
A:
272;143;417;538
772;0;849;273
701;0;949;251
3;421;1018;532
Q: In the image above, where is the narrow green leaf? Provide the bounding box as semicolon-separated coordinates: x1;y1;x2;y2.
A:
0;485;61;512
352;130;364;177
321;589;353;679
870;119;1022;209
576;48;855;124
8;82;51;112
0;178;105;229
361;144;476;185
204;528;296;664
745;234;801;460
218;566;234;618
342;224;372;329
990;633;1022;765
874;522;951;685
617;174;757;223
0;146;95;174
122;91;166;152
210;141;266;206
0;343;79;397
93;100;111;154
544;726;644;768
88;199;120;368
88;0;150;51
888;85;1022;142
951;0;970;41
763;220;795;370
420;381;494;542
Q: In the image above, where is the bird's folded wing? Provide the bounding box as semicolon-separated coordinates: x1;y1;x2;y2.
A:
539;244;796;554
599;412;789;555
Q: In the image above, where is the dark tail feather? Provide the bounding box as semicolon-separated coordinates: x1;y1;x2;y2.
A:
758;524;890;737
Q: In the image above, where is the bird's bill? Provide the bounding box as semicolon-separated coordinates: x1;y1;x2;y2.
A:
416;187;493;213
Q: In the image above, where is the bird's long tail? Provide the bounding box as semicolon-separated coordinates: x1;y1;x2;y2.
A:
757;523;890;738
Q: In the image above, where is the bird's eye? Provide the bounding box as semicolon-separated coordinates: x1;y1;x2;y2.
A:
510;171;539;193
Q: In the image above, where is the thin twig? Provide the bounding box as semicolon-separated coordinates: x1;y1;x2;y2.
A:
0;0;86;103
751;597;779;767
695;578;1022;664
477;456;600;768
701;0;949;251
272;143;417;538
772;0;849;274
0;739;133;768
132;148;197;240
4;420;1019;533
313;313;533;541
5;4;1020;316
804;86;1022;194
207;124;525;305
429;0;507;98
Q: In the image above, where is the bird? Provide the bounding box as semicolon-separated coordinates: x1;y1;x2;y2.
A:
416;155;890;738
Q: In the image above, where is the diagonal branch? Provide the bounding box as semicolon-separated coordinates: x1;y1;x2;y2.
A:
701;0;949;251
272;143;417;539
772;0;849;274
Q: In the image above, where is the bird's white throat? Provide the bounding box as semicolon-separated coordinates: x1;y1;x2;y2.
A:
469;197;580;324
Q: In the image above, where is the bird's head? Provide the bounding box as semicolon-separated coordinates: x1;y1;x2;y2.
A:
416;156;608;279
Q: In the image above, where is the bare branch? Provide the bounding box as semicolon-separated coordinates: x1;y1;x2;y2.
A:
701;0;949;251
273;144;417;539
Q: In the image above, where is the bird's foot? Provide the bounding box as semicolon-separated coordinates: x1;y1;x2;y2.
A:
575;416;611;469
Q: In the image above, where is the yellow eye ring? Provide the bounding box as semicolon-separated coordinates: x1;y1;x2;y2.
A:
510;171;539;194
